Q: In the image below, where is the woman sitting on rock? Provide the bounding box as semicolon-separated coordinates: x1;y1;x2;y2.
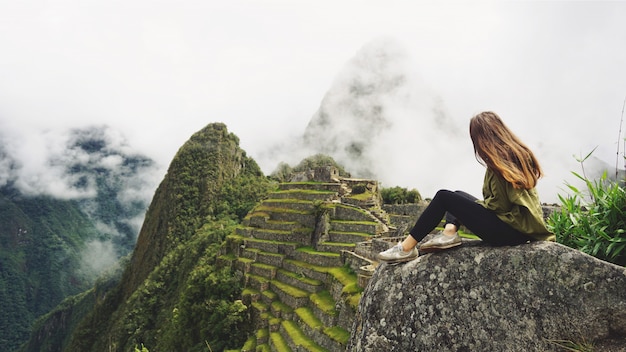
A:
378;111;554;263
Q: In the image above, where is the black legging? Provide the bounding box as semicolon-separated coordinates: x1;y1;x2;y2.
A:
409;189;533;246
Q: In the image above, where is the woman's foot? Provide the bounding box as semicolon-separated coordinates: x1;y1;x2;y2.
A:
378;242;419;263
419;232;462;253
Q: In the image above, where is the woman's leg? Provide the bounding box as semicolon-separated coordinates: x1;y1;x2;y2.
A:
406;189;532;247
443;190;478;230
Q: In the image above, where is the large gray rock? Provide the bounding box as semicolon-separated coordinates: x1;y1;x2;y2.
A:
348;241;626;351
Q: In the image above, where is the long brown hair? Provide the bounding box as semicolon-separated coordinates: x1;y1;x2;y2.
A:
469;111;542;189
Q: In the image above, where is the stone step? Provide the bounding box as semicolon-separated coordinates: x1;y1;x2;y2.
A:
250;301;271;330
251;262;278;280
388;214;415;228
236;256;254;273
341;197;377;209
330;220;378;234
256;328;270;346
382;203;428;218
240;237;300;257
280;320;328;352
242;287;261;304
250;301;270;319
261;290;278;306
342;251;376;287
276;268;324;294
261;209;317;229
241;335;257;352
256;343;270;352
278;182;343;192
246;273;271;292
269;189;338;202
324;265;360;301
242;227;313;243
332;203;378;222
248;216;305;232
269;331;291;352
236;226;253;237
295;247;343;267
316;241;355;254
216;254;237;268
242;247;261;261
268;315;282;334
262;199;316;212
282;259;330;284
309;290;339;327
270;280;310;309
328;231;372;243
256;250;286;268
270;300;295;321
319;326;350;351
294;307;349;351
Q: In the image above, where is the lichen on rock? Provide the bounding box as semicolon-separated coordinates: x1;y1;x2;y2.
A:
348;240;626;351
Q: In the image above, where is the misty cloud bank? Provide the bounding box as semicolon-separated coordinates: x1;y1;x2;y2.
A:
258;38;622;203
0;124;161;277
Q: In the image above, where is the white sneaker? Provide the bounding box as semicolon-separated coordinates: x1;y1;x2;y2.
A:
419;232;462;253
378;242;419;263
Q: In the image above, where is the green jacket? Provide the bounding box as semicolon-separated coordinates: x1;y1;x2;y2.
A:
478;168;555;241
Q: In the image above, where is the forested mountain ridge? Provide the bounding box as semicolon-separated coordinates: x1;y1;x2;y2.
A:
21;123;274;351
0;126;157;352
0;189;98;350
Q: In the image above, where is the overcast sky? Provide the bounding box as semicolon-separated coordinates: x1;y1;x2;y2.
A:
1;0;625;202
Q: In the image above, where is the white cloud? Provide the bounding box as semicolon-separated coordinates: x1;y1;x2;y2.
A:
0;1;624;203
78;239;120;280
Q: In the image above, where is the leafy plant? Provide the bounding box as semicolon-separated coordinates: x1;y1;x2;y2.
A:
381;186;422;204
548;150;626;266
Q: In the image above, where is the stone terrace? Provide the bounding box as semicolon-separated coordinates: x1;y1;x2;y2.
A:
220;173;392;352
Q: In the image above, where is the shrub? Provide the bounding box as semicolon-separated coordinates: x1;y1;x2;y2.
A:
381;186;422;204
548;170;626;266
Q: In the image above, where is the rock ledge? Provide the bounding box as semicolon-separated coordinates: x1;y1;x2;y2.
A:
348;241;626;351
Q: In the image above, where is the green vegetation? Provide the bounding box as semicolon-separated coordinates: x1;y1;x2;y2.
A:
21;125;387;352
270;332;291;351
0;192;101;351
271;300;293;315
295;307;323;330
279;269;322;286
21;123;274;352
310;291;337;316
381;186;422;204
241;336;256;351
272;280;309;298
324;326;350;344
548;150;626;266
346;188;375;201
328;266;358;286
549;171;626;266
19;115;626;352
297;246;340;258
255;205;313;215
281;320;326;352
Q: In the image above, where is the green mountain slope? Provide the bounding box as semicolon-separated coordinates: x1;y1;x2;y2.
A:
0;190;98;351
0;126;157;351
23;123;273;351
